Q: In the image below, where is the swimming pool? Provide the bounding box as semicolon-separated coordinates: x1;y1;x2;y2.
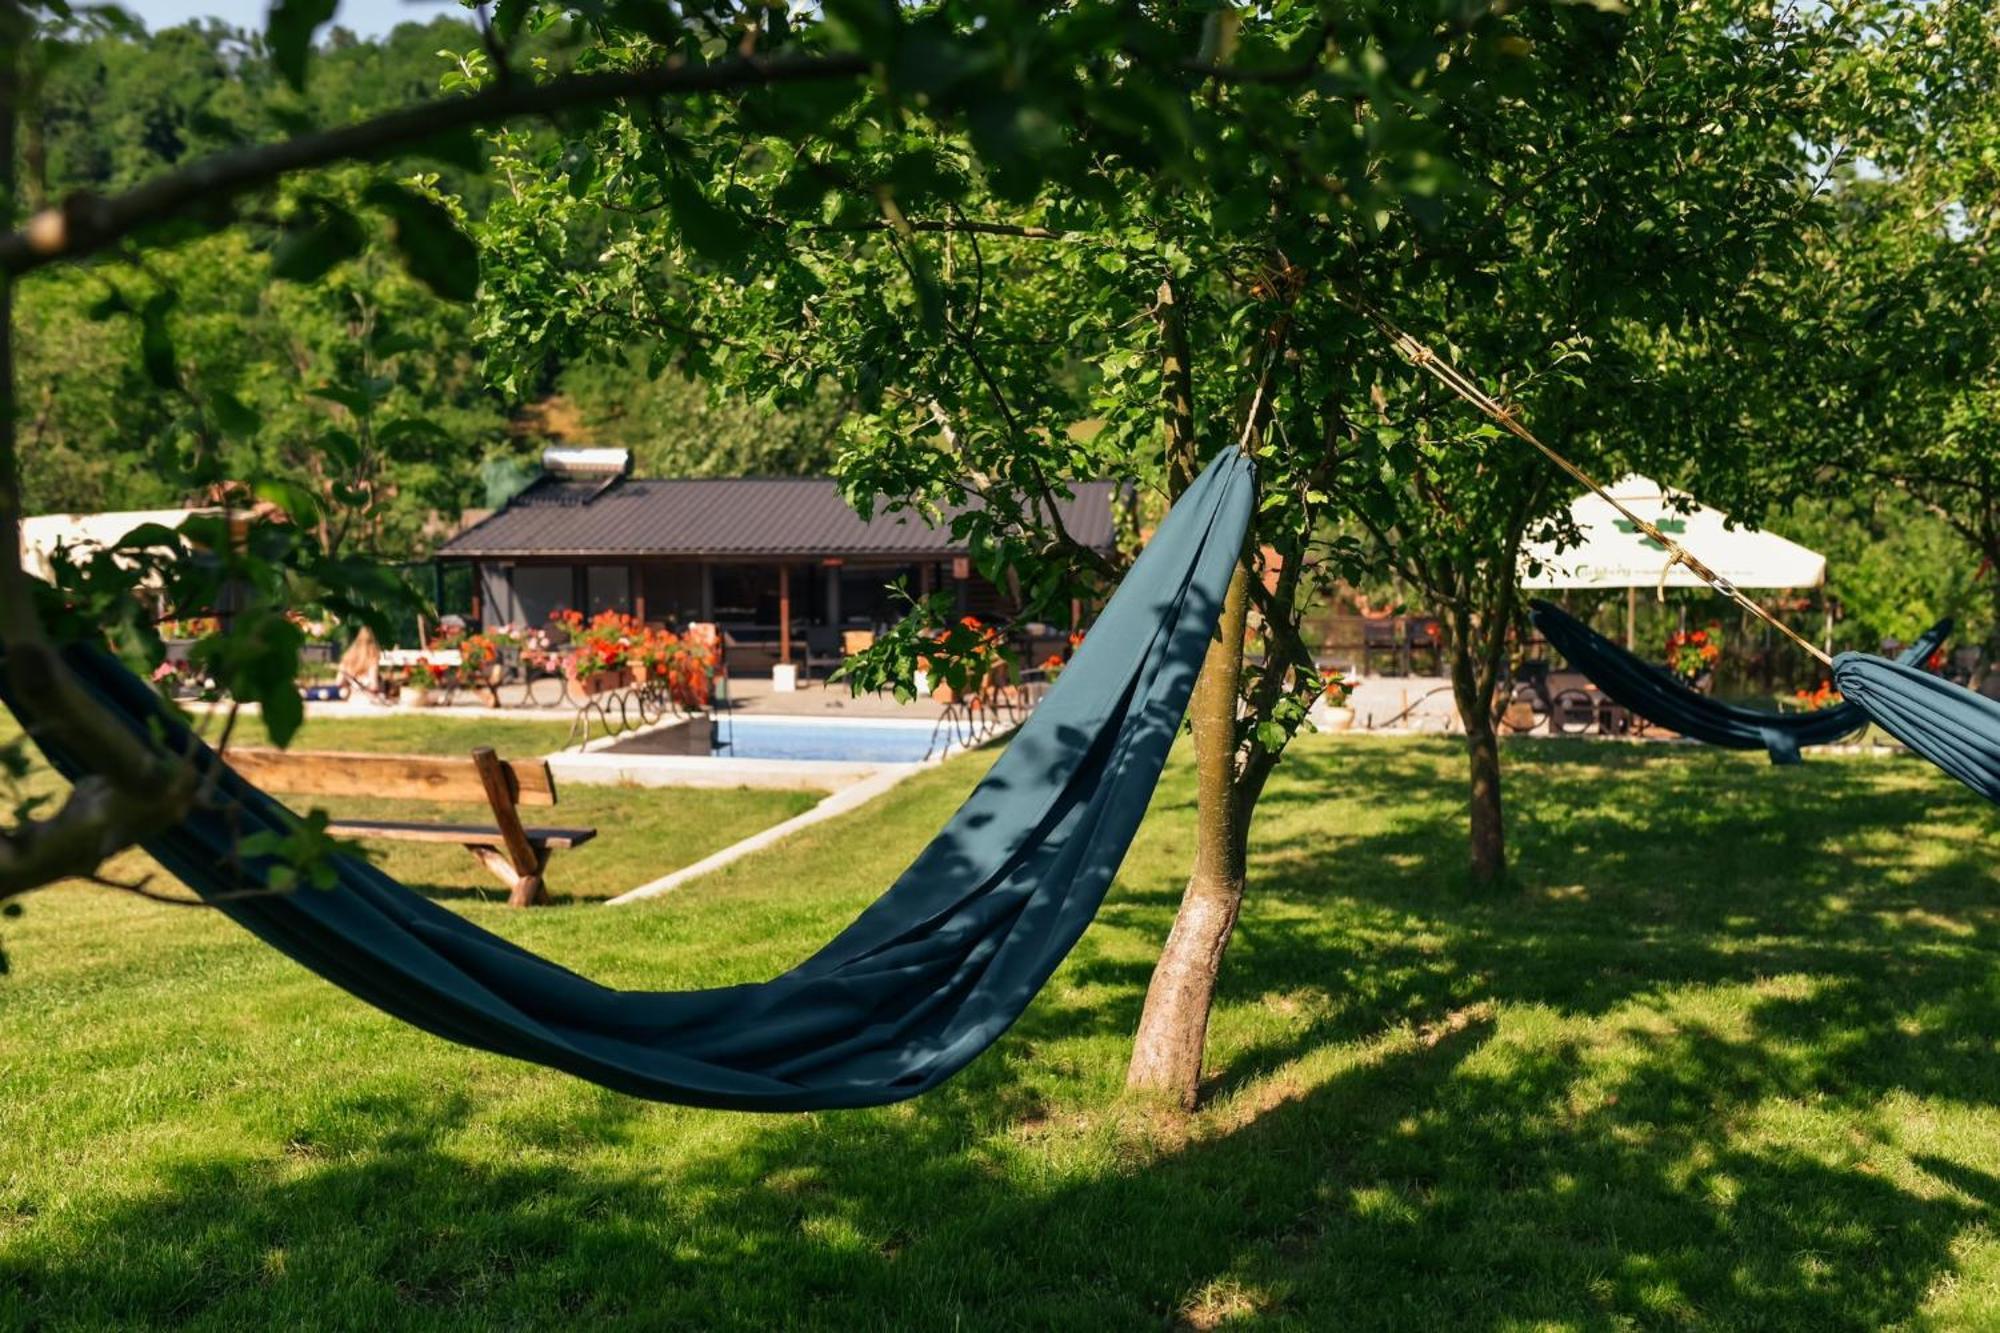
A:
710;718;943;764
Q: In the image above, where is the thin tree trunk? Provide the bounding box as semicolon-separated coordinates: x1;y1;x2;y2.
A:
1446;617;1507;888
1126;562;1250;1109
1463;704;1505;886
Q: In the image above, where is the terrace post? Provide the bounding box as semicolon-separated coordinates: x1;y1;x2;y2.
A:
778;563;792;664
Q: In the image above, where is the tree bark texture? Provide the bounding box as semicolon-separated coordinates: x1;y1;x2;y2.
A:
1126;562;1250;1109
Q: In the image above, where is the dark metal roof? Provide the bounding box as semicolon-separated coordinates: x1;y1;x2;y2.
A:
437;475;1124;560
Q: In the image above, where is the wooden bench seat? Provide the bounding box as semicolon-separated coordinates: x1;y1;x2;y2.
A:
322;820;598;849
226;745;594;907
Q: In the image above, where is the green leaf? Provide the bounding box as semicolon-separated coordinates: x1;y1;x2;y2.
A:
267;0;337;91
271;200;365;283
822;0;899;57
403;127;484;173
562;143;598;200
253;478;324;527
361;183;480;302
493;0;533;41
665;171;753;265
210;390;261;438
309;383;374;418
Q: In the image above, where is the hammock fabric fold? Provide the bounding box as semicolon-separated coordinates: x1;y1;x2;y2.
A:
1530;599;1952;765
1833;654;2000;806
2;448;1256;1111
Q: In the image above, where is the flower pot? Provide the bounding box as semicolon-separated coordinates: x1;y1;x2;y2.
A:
582;673;620;697
913;668;930;697
1319;704;1356;733
772;662;799;693
402;686;431;709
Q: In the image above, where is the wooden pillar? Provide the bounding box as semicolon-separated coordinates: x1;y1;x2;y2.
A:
1625;585;1638;650
778;564;792;664
826;564;841;626
631;563;645;623
918;561;934;597
700;562;714;619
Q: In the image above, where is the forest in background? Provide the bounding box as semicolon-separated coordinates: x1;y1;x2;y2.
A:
13;14;842;555
9;13;1988;654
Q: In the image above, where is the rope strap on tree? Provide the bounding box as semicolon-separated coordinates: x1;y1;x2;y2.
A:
1349;298;1835;670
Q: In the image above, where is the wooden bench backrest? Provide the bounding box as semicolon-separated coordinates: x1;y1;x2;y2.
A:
226;747;559;807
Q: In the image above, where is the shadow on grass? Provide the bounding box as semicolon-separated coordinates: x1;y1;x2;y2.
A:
7;737;1997;1328
1091;738;2000;1106
7;1015;1983;1329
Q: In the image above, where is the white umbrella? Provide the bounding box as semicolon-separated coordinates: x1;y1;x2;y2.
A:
1520;476;1827;647
19;508;215;581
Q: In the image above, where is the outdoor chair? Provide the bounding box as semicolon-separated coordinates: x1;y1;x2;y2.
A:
1362;618;1401;675
802;625;846;682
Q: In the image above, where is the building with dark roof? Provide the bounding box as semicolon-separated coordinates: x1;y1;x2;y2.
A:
437;450;1122;668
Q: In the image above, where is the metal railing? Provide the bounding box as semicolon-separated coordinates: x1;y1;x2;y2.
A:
922;672;1049;761
564;680;703;750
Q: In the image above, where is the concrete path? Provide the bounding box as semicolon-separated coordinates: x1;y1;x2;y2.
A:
607;766;920;904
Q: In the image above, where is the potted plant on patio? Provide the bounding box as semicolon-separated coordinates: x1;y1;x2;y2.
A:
567;610;636;696
635;627;716;710
402;660;447;708
453;632;511;705
1665;624;1722;693
1313;672;1357;732
574;641;625;696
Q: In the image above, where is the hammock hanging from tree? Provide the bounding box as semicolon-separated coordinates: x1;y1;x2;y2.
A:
1;448;1255;1111
1349;296;2000;808
1832;652;2000;805
1531;599;1954;765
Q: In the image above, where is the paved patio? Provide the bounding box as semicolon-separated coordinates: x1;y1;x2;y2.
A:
716;675;953;719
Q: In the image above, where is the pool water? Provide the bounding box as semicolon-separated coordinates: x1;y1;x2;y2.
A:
711;718;940;763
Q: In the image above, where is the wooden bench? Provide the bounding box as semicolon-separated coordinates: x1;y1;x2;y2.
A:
226;746;596;907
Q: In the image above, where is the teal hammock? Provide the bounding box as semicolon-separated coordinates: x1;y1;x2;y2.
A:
0;449;1255;1111
1833;652;2000;806
1531;599;1953;764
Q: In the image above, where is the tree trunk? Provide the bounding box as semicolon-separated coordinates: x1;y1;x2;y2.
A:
1447;625;1507;889
1464;707;1505;887
1126;563;1250;1109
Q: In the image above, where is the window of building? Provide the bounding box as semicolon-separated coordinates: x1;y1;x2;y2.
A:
585;565;631;617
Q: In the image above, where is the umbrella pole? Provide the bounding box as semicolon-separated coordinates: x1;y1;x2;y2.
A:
1625;586;1637;651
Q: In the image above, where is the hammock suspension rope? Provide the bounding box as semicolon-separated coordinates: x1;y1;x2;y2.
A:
1348;297;1836;669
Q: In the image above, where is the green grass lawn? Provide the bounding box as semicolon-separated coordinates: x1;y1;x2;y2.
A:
2;730;1998;1329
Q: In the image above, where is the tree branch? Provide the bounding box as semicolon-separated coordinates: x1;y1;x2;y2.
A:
0;50;870;276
